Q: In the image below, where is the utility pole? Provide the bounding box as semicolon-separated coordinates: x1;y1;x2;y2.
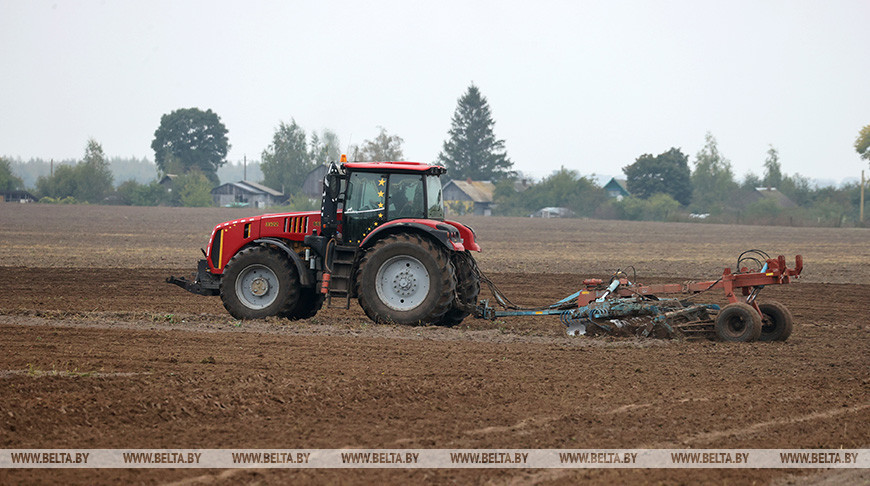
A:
243;155;247;181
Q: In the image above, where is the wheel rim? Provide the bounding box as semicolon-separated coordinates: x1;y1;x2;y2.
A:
721;313;748;338
375;255;430;311
235;264;279;310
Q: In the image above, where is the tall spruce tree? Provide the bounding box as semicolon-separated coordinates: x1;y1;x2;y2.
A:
438;84;514;181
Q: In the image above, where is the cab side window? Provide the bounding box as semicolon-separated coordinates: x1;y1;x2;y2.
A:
388;174;425;220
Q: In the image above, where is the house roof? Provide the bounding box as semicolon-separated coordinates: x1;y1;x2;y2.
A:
604;178;629;192
213;181;284;197
1;190;37;201
239;180;284;197
753;187;797;209
445;180;495;203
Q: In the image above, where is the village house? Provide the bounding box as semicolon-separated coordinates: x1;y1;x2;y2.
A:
211;180;285;208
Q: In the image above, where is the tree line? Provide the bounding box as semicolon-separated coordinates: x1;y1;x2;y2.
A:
493;131;867;227
2;83;511;207
2;83;867;227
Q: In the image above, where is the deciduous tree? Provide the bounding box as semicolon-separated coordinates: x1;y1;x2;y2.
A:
762;145;782;188
494;167;604;216
310;129;342;165
622;148;692;205
0;157;23;191
175;171;214;207
260;120;313;195
350;127;404;162
855;124;870;162
35;139;113;203
691;132;737;212
151;108;229;184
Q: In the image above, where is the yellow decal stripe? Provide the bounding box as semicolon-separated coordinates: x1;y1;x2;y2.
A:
218;229;225;269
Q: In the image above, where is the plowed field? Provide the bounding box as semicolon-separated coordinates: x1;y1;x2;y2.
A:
1;204;868;485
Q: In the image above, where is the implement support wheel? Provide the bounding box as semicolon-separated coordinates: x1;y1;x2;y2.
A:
758;301;793;342
715;302;762;342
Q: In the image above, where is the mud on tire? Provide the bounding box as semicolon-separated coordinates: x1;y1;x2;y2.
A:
356;233;455;325
220;245;300;319
438;251;480;327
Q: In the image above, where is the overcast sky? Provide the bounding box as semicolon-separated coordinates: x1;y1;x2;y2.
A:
2;0;868;184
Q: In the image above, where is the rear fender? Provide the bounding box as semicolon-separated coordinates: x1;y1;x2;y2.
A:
359;220;464;252
442;220;480;252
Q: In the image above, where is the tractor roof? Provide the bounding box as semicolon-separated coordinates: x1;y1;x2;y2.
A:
343;161;446;174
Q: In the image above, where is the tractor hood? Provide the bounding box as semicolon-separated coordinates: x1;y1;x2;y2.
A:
205;211;321;272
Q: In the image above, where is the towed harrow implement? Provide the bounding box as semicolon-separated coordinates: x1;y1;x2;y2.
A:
474;250;803;342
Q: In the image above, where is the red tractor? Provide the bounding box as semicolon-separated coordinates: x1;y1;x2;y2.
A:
169;157;481;326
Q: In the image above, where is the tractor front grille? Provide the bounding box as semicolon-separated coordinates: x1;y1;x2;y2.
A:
285;216;309;234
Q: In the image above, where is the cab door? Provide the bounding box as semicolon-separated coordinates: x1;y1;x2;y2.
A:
342;171;387;244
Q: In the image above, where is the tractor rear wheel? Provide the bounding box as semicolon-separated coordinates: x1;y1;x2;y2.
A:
715;302;762;342
356;233;455;325
758;301;793;342
438;251;480;327
220;245;300;319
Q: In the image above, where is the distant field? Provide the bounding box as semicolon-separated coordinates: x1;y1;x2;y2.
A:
1;204;866;283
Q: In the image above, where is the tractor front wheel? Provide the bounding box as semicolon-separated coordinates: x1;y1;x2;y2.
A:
758;301;793;342
715;302;762;342
220;245;300;319
356;233;455;325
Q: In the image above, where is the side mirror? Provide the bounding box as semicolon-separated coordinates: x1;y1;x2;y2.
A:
325;173;340;200
324;162;342;200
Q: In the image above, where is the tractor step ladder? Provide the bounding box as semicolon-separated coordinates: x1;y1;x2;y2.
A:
326;245;358;309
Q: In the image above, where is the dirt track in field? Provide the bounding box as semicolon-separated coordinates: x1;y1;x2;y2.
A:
1;205;869;485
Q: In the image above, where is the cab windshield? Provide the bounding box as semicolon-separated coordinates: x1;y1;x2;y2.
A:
426;175;444;219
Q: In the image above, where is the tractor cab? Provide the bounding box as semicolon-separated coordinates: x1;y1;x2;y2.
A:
321;157;447;245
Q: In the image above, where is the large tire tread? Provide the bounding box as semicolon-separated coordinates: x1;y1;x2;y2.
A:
438;251;480;327
715;302;762;342
758;300;793;342
220;245;300;320
355;233;455;325
280;287;325;320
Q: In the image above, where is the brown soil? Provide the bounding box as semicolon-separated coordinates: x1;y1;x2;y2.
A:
1;205;868;485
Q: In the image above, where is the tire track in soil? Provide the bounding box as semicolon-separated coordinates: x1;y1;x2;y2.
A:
681;402;870;445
